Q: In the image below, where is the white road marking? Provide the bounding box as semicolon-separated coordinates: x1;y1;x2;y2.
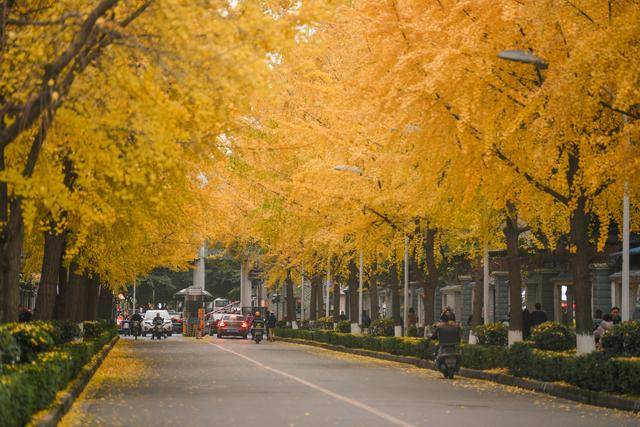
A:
208;341;415;427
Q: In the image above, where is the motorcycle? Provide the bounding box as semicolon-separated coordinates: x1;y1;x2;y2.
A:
436;343;461;379
122;320;131;336
252;320;265;344
131;320;141;340
151;322;165;340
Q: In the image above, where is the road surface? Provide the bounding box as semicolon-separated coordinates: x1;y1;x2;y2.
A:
60;335;640;426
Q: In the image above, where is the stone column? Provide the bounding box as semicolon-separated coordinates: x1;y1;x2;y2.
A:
492;271;509;322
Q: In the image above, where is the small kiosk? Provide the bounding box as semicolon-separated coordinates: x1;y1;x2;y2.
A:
175;287;213;337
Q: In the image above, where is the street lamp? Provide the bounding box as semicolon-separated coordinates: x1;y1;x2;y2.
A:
497;49;548;85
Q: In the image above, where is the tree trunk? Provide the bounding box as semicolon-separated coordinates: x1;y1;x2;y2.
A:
285;270;295;322
316;275;324;318
389;264;401;326
348;261;358;323
423;227;438;325
85;275;100;321
369;273;380;321
332;280;340;320
471;259;484;327
504;203;523;344
54;264;69;320
97;286;113;320
309;275;318;320
571;196;594;353
33;230;67;320
1;198;24;322
64;266;84;321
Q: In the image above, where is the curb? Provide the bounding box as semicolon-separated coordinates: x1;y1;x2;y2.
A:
277;337;640;413
29;335;120;427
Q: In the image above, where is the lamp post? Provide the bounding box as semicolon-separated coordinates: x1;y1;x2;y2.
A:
403;235;410;335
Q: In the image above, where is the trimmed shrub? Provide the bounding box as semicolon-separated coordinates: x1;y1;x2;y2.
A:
82;320;114;339
276;320;288;329
316;317;334;330
461;344;508;370
601;321;640;356
530;322;576;351
473;323;507;347
50;320;81;345
506;342;574;382
336;320;351;333
2;322;55;363
275;328;437;360
370;318;395;337
0;329;116;427
0;329;20;368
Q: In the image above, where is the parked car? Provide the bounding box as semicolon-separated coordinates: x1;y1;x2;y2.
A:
217;314;249;339
142;310;173;337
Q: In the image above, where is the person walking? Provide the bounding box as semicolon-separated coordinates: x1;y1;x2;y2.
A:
362;310;371;329
529;303;548;330
595;314;615;349
267;312;277;342
522;308;531;340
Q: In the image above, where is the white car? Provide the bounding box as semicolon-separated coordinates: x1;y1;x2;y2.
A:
142;310;173;336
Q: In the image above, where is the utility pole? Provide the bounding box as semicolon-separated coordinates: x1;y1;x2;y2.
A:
483;239;490;324
403;236;409;335
359;248;364;325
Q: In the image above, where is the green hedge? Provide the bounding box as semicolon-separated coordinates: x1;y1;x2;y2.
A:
473;323;507;347
370;318;395;337
461;344;508;370
601;321;640;356
0;329;115;427
506;342;640;395
530;322;576;351
276;328;437;359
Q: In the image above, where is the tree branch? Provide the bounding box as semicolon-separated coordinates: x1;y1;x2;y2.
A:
492;145;570;205
0;0;119;149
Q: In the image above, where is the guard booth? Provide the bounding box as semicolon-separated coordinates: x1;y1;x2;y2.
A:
175;287;213;337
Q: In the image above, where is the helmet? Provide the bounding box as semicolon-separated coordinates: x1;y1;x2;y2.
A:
255;311;260;317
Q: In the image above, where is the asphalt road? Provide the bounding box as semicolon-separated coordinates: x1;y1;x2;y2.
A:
60;334;640;427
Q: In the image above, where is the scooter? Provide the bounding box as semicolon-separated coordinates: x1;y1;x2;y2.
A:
151;322;165;340
252;320;265;344
436;343;461;379
131;320;141;340
122;320;131;336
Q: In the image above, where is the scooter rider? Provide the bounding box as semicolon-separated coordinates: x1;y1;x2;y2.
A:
152;312;164;339
131;310;143;336
251;311;264;335
431;311;462;378
431;311;461;342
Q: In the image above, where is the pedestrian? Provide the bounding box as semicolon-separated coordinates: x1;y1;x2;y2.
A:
361;310;371;329
595;314;615;349
593;309;603;330
447;307;456;322
529;303;548;329
339;311;347;321
610;306;622;325
407;307;418;329
18;306;32;322
522;308;531;340
265;310;271;340
267;312;277;341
